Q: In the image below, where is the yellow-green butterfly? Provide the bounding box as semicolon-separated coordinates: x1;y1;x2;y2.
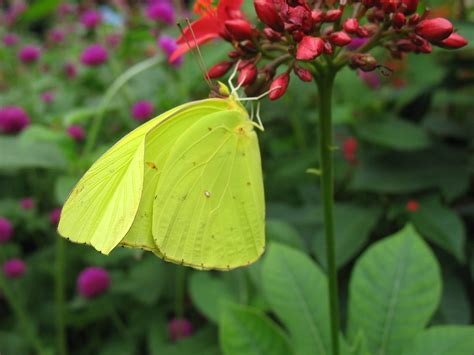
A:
58;82;265;271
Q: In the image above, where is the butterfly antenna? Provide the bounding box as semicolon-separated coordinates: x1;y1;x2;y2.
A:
227;60;241;94
255;101;264;131
238;85;282;102
177;19;213;89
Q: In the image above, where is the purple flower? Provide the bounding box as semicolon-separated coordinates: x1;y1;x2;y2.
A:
131;101;154;121
168;318;193;341
0;217;13;244
146;3;175;25
41;91;55;104
48;28;65;43
3;259;26;279
18;45;41;63
359;70;381;90
106;33;122;49
346;37;368;51
80;9;102;29
20;198;35;210
50;208;62;225
80;44;108;66
64;62;77;79
158;35;182;66
77;267;110;298
67;125;85;141
3;33;19;47
0;106;30;134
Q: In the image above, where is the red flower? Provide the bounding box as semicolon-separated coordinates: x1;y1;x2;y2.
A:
406;200;420;212
169;0;244;63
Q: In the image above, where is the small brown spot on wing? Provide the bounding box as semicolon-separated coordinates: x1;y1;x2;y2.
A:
146;162;158;170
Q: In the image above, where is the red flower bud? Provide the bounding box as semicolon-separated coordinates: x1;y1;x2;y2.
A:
401;0;418;14
296;36;325;60
406;200;419;212
238;64;258;85
343;137;358;165
324;9;342;22
269;73;290;100
254;0;284;31
343;18;359;33
329;31;352;46
393;12;406;28
324;41;334;55
263;27;282;41
311;10;324;23
356;26;370;37
409;13;421;25
207;61;234;79
381;0;400;13
436;33;468;49
415;18;453;42
350;53;378;72
294;66;313;82
224;19;253;41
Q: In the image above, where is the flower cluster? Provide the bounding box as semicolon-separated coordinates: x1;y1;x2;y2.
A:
174;0;468;100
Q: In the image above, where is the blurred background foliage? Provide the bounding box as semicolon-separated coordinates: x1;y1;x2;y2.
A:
0;0;473;354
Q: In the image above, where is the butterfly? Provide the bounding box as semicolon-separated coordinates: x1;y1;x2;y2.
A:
58;75;266;271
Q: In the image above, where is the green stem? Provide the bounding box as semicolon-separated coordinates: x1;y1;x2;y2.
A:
175;267;186;319
316;70;340;355
55;237;67;355
0;249;44;354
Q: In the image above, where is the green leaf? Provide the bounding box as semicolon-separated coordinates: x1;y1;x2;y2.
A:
356;118;431;151
189;272;239;323
348;224;442;355
0;136;67;170
262;243;348;355
313;203;381;269
19;0;61;22
219;303;292;355
409;196;466;263
435;268;471;325
351;146;469;200
403;326;474;355
266;219;305;251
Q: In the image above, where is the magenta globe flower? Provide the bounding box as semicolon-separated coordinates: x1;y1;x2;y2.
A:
168;318;193;341
48;28;65;44
158;35;182;66
106;33;122;49
80;9;102;29
131;100;154;121
80;44;108;66
0;106;30;134
3;33;19;47
20;198;35;210
50;208;62;225
77;267;111;298
18;45;41;63
67;125;85;141
3;259;26;279
146;2;175;25
40;91;55;104
0;217;13;244
64;62;77;79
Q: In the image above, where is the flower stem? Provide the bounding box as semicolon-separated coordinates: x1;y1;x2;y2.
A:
0;249;44;354
55;236;67;355
316;69;340;355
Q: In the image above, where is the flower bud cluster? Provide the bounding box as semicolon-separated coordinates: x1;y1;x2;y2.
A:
191;0;468;100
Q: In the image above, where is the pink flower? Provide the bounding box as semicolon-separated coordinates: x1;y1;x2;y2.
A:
41;91;55;104
67;125;85;141
48;28;65;44
131;101;154;121
50;208;62;225
106;33;122;49
158;35;182;66
64;62;77;79
346;37;368;51
18;45;41;63
80;44;108;66
359;70;381;89
77;267;111;298
0;217;13;244
3;33;19;47
3;259;26;278
0;106;30;134
80;9;102;29
168;318;194;341
20;198;35;210
146;2;175;25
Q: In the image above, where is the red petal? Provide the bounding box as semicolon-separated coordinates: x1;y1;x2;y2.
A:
176;16;221;45
169;33;218;63
218;0;243;20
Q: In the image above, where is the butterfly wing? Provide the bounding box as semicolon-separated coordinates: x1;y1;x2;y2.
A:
120;99;230;251
152;107;265;270
58;100;225;254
